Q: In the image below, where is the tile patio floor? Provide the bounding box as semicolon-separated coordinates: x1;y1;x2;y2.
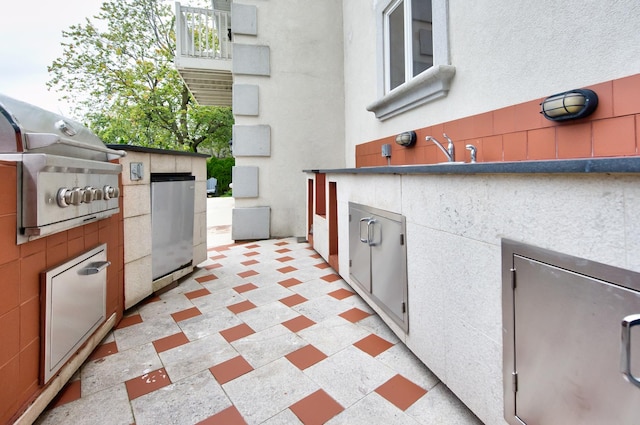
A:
36;237;483;425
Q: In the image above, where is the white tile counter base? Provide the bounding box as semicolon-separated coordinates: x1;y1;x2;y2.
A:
322;172;640;425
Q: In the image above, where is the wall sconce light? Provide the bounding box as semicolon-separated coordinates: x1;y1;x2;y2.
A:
540;89;598;122
395;131;417;147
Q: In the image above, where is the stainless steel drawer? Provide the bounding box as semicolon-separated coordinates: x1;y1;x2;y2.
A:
42;244;108;384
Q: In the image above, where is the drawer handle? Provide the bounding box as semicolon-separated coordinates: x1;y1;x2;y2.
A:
621;313;640;389
80;261;111;275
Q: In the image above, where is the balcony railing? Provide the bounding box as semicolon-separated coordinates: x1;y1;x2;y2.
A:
175;2;231;60
174;2;233;106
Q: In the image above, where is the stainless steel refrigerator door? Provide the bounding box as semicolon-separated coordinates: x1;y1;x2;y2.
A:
151;179;195;280
513;255;640;424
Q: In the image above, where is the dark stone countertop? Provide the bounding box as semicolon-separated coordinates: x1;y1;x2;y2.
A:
107;144;209;158
305;157;640;175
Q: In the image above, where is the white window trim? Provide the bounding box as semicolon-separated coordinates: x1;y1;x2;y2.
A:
367;0;455;121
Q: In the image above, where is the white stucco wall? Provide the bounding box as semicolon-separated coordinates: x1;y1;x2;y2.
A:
326;171;640;424
343;0;640;166
233;0;346;238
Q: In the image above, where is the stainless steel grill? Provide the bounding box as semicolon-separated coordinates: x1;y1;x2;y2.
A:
0;94;125;243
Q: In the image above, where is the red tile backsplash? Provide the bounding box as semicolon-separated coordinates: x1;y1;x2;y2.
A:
556;123;592;159
593;115;636;157
613;74;640;116
527;128;556;160
355;73;640;166
0;163;17;216
0;261;20;316
19;297;39;349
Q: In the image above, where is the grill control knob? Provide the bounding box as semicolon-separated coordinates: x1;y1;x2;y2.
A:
94;188;104;201
82;187;94;203
57;188;70;207
103;185;120;200
69;187;83;206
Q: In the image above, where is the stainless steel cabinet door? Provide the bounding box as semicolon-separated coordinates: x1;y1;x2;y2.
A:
370;214;407;328
349;203;372;292
513;255;640;425
348;202;408;331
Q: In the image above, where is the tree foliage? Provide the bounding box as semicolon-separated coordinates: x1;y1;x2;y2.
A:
207;156;234;196
47;0;232;155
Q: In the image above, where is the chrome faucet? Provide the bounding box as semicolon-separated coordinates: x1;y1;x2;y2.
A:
425;133;455;162
465;144;477;163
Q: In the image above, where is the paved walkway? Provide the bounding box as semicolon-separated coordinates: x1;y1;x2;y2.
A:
35;199;482;424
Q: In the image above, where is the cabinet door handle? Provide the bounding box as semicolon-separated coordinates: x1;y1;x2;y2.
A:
621;314;640;389
367;218;377;246
359;217;371;243
80;261;111;275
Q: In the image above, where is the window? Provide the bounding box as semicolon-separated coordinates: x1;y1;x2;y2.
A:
368;0;454;120
386;0;433;92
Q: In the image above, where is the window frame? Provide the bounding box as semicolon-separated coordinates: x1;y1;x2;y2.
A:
368;0;455;121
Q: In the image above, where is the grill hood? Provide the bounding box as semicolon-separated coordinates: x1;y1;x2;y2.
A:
0;93;125;161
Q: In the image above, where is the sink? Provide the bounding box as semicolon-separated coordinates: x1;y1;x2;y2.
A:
437;161;467;165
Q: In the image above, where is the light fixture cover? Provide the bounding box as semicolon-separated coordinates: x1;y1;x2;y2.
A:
541;89;598;121
395;131;417;147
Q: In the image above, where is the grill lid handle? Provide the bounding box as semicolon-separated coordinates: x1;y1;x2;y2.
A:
24;133;127;160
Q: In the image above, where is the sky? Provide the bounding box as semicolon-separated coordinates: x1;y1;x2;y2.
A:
0;0;105;116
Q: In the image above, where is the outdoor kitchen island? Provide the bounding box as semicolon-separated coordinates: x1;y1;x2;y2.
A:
0;95;126;424
306;156;640;425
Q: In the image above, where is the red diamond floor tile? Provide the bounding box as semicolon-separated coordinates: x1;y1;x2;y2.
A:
328;288;354;300
233;283;259;294
375;374;427;411
289;389;344;425
279;294;308;307
321;273;341;283
220;323;255;343
339;308;372;323
87;341;118;361
196;274;218;283
277;266;298;274
238;270;259;278
197;406;247;425
353;334;395;357
310;253;322;259
244;251;259;257
171;307;202;322
115;314;143;329
245;244;260;249
210;254;227;260
209;356;254;385
314;262;331;269
241;259;259;266
274;241;289;246
276;256;294;262
47;380;81;409
278;277;302;288
125;368;171;400
285;345;327;370
152;332;190;353
227;300;257;314
204;263;223;270
281;315;316;333
276;248;291;253
185;288;212;300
